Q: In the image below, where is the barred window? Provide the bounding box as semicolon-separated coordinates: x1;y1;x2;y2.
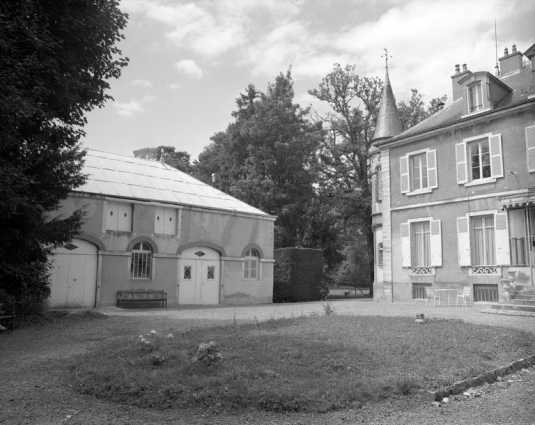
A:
244;249;259;280
131;242;152;279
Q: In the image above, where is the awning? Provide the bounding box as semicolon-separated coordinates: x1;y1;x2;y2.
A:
499;191;535;209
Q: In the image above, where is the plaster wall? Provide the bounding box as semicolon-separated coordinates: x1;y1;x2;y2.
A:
51;194;275;307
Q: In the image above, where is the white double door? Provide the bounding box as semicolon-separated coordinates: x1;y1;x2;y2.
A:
179;247;220;305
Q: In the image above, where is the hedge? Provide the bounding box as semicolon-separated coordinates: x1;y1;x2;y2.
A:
273;248;327;303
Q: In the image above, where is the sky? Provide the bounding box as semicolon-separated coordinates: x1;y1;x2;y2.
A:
82;0;535;161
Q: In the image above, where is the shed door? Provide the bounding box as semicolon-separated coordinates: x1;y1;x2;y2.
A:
48;239;98;308
179;247;220;305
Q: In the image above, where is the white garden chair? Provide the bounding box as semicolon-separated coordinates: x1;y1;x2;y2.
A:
456;287;472;307
425;288;440;307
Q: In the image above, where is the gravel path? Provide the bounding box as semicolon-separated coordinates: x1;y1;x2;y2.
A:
0;299;534;425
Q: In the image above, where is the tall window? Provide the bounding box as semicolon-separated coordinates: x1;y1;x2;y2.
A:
470;139;491;181
468;82;483;112
244;249;259;279
131;242;152;279
377;242;383;268
376;166;382;201
411;221;431;267
471;216;495;266
410;153;428;191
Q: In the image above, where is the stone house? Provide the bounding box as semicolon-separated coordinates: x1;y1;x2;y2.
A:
371;42;535;304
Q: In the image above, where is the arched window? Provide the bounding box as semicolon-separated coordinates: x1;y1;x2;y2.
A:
244;249;260;279
131;242;152;279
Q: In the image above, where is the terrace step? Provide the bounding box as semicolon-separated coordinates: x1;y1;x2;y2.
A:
509;299;535;305
490;303;535;313
511;294;535;300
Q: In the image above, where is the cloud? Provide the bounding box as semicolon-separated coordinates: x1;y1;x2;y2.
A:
169;83;181;90
175;60;203;78
131;79;153;88
114;95;156;118
115;100;144;117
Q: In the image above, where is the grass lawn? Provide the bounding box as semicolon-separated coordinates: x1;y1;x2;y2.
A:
70;315;535;413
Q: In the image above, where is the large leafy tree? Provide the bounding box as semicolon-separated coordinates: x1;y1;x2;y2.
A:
134;146;192;173
310;64;446;293
0;0;128;306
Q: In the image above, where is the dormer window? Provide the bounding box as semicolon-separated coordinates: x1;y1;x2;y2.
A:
468;82;483;112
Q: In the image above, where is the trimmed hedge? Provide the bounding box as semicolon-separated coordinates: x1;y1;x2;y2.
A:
273;248;327;303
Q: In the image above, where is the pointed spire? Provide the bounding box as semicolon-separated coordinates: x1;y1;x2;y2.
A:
372;49;402;142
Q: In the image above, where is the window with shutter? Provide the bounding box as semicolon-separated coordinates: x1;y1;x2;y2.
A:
457;134;503;186
401;218;442;272
105;201;132;232
400;149;438;195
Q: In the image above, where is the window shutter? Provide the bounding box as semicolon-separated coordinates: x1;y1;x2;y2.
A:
457;216;471;266
164;208;176;235
118;203;133;231
105;202;119;231
526;125;535;173
427;149;438;189
455;142;468;184
494;212;510;265
489;134;503;178
400;156;409;193
154;207;164;234
430;219;442;267
401;223;411;267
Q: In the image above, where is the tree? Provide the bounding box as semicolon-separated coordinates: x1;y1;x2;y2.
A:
398;89;447;130
134;146;192;173
309;64;383;294
0;0;128;308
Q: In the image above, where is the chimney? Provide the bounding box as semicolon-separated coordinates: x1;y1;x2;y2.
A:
451;63;471;101
160;148;165;165
499;44;523;75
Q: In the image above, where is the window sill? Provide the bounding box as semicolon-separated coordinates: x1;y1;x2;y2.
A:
129;279;154;283
154;233;180;239
464;177;496;187
461;108;491;118
106;230;133;235
406;188;433;196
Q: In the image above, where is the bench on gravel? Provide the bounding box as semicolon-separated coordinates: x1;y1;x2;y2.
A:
116;289;167;309
0;300;16;331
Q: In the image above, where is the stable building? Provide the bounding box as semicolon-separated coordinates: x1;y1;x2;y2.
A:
48;150;275;308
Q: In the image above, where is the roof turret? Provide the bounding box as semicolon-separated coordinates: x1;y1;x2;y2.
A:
372;53;402;143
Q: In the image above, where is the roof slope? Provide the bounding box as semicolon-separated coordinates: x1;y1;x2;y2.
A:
388;63;535;142
373;67;403;142
77;150;269;217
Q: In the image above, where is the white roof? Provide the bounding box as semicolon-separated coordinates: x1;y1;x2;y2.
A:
76;150;269;217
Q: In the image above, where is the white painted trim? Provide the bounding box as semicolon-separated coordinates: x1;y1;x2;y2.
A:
466;209;498;217
462;132;493;143
390;188;528;212
464;177;497;187
406;188;433;196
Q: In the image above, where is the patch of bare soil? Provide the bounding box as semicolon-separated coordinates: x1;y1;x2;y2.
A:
0;313;534;425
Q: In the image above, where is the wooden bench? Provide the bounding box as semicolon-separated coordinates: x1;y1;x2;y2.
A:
0;301;16;331
117;289;167;309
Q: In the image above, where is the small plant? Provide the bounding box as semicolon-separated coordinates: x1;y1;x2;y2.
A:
322;303;335;316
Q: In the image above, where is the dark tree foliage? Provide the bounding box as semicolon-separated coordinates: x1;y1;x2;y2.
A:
0;0;128;307
134;146;192;174
194;71;328;252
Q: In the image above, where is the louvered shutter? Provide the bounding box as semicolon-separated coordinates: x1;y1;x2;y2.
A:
430;219;442;266
526;125;535;173
427;149;438;189
401;223;411;267
489;134;503;178
457;216;471;266
494;212;510;265
400;156;409;193
117;203;132;231
164;208;177;235
455;142;468;184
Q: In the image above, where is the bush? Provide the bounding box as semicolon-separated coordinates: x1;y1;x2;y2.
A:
273;248;327;302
